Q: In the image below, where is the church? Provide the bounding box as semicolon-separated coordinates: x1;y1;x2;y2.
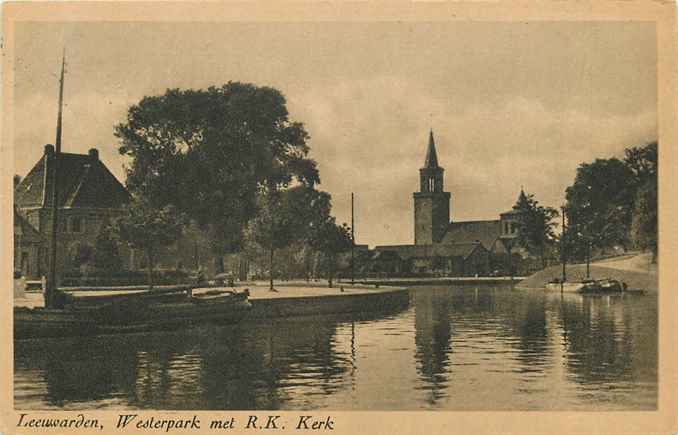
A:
372;131;527;276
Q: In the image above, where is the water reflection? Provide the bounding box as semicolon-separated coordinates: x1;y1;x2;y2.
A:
555;294;650;387
14;286;657;410
414;288;452;404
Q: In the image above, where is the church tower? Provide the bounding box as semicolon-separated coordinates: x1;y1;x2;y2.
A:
413;130;451;244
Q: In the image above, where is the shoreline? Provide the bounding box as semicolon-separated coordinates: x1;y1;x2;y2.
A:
339;276;526;287
13;284;411;339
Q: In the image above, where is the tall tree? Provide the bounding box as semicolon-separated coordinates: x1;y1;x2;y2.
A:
513;190;559;269
626;142;658;260
309;219;353;288
624;141;657;186
115;83;319;271
249;188;296;291
113;198;186;288
565;157;636;257
248;185;332;290
563;141;658;264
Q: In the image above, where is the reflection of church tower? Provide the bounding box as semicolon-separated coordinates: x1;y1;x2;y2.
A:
413;289;452;404
414;130;451;244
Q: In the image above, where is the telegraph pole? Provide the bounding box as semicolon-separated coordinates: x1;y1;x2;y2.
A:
351;193;355;285
561;206;567;283
46;49;66;309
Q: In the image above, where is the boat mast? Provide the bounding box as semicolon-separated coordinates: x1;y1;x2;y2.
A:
45;48;66;309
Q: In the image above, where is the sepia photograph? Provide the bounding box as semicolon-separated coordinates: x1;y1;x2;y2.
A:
2;3;673;429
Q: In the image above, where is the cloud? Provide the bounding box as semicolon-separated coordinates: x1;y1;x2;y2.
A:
12;21;657;247
290;80;656;246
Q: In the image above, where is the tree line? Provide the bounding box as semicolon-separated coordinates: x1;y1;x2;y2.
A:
39;80;656;283
511;141;658;270
563;141;657;263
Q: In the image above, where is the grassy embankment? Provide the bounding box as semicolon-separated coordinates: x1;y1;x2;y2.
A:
518;253;657;291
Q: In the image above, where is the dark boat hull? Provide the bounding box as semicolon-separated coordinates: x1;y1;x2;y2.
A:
14;296;251;340
544;279;626;294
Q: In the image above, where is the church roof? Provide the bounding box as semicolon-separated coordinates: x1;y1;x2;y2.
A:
15;146;131;209
440;219;502;251
374;242;487;260
423;129;439;168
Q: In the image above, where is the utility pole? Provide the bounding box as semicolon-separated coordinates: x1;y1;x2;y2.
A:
351;192;355;285
586;240;591;279
46;49;66;309
561;206;567;284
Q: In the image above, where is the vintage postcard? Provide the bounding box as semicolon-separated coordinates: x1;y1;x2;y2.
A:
1;1;676;434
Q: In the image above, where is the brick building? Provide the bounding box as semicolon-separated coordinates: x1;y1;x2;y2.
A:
14;145;132;279
373;131;528;276
13;207;44;278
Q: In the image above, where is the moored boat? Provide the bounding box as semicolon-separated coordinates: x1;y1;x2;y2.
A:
14;287;252;339
544;278;626;294
545;280;585;293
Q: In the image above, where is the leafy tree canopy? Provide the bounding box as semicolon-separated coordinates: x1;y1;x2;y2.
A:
115;83;319;258
565;157;635;248
113;197;186;287
247;185;333;288
512;190;559;267
309;218;353;287
564;141;658;259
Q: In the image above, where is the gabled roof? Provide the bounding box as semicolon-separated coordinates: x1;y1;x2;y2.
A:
15;148;131;209
14;208;42;242
423;129;440;169
440;219;502;251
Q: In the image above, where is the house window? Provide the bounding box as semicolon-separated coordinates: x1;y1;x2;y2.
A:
70;216;84;233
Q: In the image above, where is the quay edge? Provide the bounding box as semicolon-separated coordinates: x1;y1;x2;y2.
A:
247;286;410;319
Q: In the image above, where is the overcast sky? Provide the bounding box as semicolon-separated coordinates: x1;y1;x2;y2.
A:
13;21;656;246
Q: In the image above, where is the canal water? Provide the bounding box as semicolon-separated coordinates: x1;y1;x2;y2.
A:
14;285;657;410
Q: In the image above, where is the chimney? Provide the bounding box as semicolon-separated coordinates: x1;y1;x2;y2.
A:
88;148;99;160
44;144;55;155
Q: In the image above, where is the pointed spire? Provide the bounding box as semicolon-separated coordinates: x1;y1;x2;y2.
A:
424;129;439;168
